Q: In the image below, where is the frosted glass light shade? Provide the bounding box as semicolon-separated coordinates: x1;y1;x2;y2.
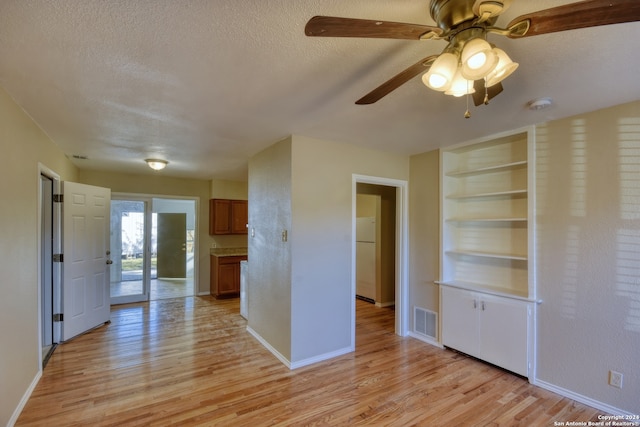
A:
145;159;168;170
422;52;458;91
444;70;475;97
460;38;498;80
485;48;519;87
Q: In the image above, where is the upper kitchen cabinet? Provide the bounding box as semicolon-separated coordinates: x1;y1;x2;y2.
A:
209;199;248;235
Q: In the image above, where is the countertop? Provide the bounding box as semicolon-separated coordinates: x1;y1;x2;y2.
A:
210;247;247;257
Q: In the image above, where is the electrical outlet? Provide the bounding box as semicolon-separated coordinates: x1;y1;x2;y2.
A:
609;370;623;389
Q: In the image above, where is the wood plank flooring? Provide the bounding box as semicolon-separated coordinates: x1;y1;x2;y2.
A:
110;277;193;300
17;297;605;426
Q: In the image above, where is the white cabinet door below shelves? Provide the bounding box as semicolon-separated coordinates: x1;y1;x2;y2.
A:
479;294;529;377
441;286;479;356
441;286;530;377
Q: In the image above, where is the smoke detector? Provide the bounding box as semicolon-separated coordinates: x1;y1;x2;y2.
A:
527;97;553;111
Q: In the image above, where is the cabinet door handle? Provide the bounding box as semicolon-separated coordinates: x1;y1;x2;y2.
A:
473;299;477;309
481;301;485;311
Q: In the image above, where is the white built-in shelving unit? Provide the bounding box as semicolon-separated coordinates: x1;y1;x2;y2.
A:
438;126;537;378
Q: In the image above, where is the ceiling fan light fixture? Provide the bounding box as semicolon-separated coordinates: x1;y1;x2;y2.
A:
460;38;498;80
145;158;168;170
422;52;457;91
445;70;475;97
485;48;519;87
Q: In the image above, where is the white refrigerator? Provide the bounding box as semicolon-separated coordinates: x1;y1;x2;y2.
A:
356;217;376;301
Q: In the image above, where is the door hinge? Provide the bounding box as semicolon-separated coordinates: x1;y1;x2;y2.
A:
53;194;63;203
53;313;63;322
53;253;64;263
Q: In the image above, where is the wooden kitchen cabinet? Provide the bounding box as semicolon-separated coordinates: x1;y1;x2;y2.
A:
210;255;247;298
209;199;248;235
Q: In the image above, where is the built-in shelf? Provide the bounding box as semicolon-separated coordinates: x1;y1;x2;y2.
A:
437;280;539;303
438;127;537;378
440;128;533;295
447;189;527;199
446;217;527;223
446;160;528;177
445;250;527;261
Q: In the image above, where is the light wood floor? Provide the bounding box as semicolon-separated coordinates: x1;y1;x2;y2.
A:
17;297;604;426
111;277;194;300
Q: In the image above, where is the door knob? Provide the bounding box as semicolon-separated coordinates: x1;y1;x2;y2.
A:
106;259;113;265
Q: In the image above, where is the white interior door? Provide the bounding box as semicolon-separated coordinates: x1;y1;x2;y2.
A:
62;181;111;341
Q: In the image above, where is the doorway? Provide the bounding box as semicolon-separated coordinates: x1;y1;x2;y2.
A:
352;175;408;343
39;172;57;366
110;195;197;304
356;184;397;308
110;198;150;304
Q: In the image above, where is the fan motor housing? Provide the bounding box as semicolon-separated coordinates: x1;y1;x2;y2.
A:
430;0;498;30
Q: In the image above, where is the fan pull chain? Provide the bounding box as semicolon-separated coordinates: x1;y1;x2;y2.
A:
464;80;471;119
483;78;489;105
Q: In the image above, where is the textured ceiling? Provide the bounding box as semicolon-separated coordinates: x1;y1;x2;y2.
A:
1;0;639;180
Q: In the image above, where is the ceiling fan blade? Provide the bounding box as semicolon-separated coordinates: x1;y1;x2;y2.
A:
356;56;438;105
506;0;640;38
305;16;442;40
472;80;503;107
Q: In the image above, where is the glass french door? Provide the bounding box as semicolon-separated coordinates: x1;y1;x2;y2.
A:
110;197;152;304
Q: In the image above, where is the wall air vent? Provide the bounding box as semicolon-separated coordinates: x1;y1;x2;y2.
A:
414;306;437;341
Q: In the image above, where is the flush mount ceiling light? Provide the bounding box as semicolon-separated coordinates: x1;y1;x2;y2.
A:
145;159;168;171
305;0;640;115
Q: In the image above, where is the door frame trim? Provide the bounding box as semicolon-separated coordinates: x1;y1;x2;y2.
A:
37;163;62;370
112;192;200;301
110;195;153;305
351;174;409;343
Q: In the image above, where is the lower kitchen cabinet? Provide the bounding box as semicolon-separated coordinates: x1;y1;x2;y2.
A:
441;285;531;377
211;255;247;298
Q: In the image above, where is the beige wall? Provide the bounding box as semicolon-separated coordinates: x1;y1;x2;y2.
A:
247;137;293;360
408;149;440;319
78;170;211;294
533;100;640;413
247;135;410;366
0;87;78;425
289;135;409;363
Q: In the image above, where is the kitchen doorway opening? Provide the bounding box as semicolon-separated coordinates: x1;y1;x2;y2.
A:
110;195;198;304
356;183;397;309
352;175;408;344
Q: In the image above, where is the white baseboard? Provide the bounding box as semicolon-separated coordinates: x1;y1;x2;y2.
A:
246;326;354;370
375;301;395;308
8;370;42;427
289;346;353;370
532;378;633;416
246;326;291;368
408;331;443;349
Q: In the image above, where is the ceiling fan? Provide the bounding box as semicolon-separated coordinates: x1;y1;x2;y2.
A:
305;0;640;115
